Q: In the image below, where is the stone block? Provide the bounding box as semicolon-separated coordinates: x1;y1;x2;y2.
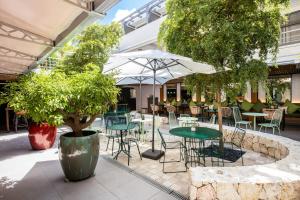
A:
197;184;216;200
216;183;241;200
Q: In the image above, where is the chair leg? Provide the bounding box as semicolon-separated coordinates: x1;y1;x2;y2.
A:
106;138;110;151
135;141;142;160
240;148;244;166
259;126;262;132
112;138;115;156
162;151;166;173
127;143;130;166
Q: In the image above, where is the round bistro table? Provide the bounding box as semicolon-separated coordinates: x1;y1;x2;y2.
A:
169;127;222;167
108;124;129;159
242;112;268;131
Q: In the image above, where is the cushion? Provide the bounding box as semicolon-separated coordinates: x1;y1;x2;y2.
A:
252;101;265;112
241;100;254;112
286;102;300;114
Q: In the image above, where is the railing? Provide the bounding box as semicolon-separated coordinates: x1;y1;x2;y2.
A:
280;26;300;45
119;0;300;47
120;0;166;34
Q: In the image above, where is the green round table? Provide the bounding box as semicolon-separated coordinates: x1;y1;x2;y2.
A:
169;127;221;140
108;124;129;159
169;127;221;167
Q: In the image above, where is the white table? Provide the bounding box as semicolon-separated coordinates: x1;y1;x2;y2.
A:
132;118;152;140
177;117;198;127
242;112;268;131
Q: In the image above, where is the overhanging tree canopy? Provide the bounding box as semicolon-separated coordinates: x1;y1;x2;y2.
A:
159;0;289;131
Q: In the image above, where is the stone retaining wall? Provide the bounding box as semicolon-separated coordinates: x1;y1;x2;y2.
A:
190;124;300;200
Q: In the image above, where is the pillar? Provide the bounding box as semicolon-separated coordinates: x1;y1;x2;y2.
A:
292;74;300;103
163;84;167;101
244;82;252;102
176;83;181;102
258;82;266;103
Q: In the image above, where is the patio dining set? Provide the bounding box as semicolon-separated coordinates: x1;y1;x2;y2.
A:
99;107;277;173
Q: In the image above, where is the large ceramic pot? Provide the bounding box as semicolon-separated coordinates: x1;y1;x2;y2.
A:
59;130;99;181
28;123;57;150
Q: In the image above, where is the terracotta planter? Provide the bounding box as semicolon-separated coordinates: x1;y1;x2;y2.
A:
59;130;99;181
28;123;57;150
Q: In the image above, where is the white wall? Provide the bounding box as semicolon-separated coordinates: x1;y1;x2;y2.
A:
258;82;266;102
135;84;161;110
244;82;252;102
176;83;181;101
292;74;300;103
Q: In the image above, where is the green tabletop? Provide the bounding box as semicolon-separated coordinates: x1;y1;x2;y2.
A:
169;127;221;140
108;124;128;131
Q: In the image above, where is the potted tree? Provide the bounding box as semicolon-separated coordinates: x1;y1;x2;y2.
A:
1;73;58;150
2;23;122;181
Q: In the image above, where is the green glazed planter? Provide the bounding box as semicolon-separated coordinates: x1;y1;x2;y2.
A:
59;130;99;181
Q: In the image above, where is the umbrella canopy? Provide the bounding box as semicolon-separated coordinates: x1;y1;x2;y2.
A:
104;49;215;159
116;74;169;85
104;49;216;78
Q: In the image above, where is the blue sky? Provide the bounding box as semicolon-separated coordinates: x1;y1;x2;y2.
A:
99;0;153;24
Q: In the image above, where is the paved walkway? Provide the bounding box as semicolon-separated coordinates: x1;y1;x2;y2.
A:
0;131;179;200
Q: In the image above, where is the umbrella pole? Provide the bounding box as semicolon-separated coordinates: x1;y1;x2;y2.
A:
141;66;164;160
140;81;142;112
152;70;156;152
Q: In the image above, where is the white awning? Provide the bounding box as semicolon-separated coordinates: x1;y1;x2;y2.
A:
0;0;120;80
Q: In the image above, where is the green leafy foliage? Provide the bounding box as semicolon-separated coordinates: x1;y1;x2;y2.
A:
159;0;288;131
1;23;123;135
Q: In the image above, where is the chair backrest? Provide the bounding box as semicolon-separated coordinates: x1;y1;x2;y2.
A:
127;122;137;130
125;113;132;124
210;114;216;124
168;112;178;129
270;109;283;127
231;128;246;147
262;108;276;120
157;129;166;149
183;121;197;127
221;107;232;118
166;105;176;113
180;114;190;118
105;115;126;128
232;107;242;123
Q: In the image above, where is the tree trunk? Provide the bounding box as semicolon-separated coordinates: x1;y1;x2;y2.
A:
216;89;224;152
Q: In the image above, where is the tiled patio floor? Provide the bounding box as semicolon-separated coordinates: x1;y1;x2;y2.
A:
99;127;276;198
0;129;180;200
1;121;298;199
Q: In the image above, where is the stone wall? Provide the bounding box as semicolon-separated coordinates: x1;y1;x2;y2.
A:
190;124;300;200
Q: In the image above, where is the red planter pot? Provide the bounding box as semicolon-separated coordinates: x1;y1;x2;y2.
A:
28;123;57;150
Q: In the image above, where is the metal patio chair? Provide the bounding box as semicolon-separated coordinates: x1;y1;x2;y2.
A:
258;109;283;135
232;107;252;129
158;129;186;173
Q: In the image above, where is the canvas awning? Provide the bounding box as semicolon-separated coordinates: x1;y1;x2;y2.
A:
0;0;119;80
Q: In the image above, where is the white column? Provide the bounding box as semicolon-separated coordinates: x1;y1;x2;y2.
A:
176;83;181;101
258;82;266;103
292;74;300;103
163;84;167;101
192;90;197;102
244;82;252;102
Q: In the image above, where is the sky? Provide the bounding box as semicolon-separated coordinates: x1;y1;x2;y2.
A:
99;0;153;24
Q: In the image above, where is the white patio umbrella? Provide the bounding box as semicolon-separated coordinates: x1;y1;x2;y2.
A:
116;74;169;111
104;49;215;159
